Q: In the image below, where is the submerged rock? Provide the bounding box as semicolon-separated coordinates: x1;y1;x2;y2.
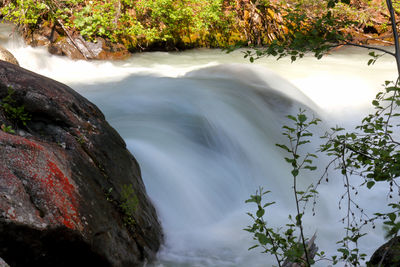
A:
0;46;18;65
0;61;162;266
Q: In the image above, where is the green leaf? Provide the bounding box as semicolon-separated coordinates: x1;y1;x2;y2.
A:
304;165;317;171
276;143;291;152
256;208;265;218
248;244;259;250
291;169;299;177
284;157;295;163
295;213;303;226
298;140;310;145
245;194;261;204
338;248;349;256
366;181;375;189
282;125;295;132
256;233;269;245
298;114;307;123
287;115;297;122
263;201;276;208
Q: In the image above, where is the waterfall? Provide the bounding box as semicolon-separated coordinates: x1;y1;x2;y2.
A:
1;24;398;266
78;65;323;266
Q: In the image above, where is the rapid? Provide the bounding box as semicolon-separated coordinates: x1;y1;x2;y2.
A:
1;23;398;266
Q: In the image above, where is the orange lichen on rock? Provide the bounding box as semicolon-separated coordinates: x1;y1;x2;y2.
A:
0;131;83;231
45;160;81;229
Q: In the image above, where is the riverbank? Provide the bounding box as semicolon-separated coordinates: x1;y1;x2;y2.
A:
0;0;396;60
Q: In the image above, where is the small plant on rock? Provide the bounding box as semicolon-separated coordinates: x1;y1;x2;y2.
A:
1;124;15;134
1;88;31;126
120;184;139;226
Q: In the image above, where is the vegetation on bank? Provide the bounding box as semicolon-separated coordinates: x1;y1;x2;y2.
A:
0;0;396;52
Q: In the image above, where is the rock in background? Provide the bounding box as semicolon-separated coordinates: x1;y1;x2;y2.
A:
0;46;18;65
0;60;162;266
20;24;130;60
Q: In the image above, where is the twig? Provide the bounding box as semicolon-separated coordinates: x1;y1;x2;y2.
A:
341;42;395;57
56;18;88;60
292;123;311;267
44;0;89;59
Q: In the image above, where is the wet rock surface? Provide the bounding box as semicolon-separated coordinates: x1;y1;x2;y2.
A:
0;61;162;266
0;46;18;65
368;236;400;267
21;24;130;60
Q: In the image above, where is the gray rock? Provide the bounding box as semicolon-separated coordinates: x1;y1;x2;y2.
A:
0;46;18;65
0;61;162;266
368;236;400;267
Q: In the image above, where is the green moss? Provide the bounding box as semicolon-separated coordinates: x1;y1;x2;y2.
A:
120;184;139;226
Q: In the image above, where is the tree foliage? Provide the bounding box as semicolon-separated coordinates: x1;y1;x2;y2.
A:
246;112;321;267
0;0;232;50
245;0;400;266
0;0;392;51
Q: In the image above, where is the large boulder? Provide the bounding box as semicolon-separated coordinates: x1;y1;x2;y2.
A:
0;61;162;266
368;236;400;267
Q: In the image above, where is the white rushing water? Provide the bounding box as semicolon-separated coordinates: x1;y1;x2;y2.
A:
1;23;398;266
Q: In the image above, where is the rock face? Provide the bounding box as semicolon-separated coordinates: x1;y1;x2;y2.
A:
368;236;400;267
0;46;19;65
0;61;162;266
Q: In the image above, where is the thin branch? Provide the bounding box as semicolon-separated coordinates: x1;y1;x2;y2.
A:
43;1;89;60
345;144;376;161
384;81;398;134
341;143;352;255
292;124;311;267
56;19;88;60
341;42;395;57
263;220;283;267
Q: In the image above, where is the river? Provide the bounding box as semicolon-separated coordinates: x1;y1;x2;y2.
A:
1;24;398;266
